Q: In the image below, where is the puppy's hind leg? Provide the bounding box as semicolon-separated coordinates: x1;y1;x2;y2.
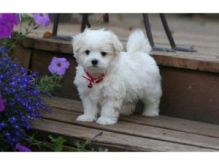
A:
76;97;99;122
142;96;160;117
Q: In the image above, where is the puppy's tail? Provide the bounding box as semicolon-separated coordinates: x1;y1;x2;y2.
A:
126;29;152;54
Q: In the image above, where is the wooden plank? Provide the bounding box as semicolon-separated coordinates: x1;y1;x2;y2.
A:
26;30;219;56
22;37;73;54
41;108;219;150
154;54;219;73
43;96;219;138
121;116;219;138
23;36;213;60
21;36;219;73
159;67;219;125
133;30;219;57
151;31;219;50
12;45;32;69
32;119;214;151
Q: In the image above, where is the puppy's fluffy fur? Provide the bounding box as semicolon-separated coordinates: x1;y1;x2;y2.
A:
73;29;162;125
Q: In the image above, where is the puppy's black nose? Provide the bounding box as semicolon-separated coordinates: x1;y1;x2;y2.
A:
91;59;98;66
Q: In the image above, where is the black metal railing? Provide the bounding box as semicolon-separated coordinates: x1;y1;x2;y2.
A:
52;14;196;52
143;14;195;52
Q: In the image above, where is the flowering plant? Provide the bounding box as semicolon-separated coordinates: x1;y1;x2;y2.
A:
0;14;19;39
0;55;70;151
0;52;48;151
37;57;70;93
0;13;50;52
0;13;70;151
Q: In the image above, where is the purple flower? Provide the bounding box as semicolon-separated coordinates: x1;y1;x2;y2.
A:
0;14;19;39
48;57;70;76
15;144;31;152
0;95;5;112
0;47;8;54
0;56;48;151
33;13;50;26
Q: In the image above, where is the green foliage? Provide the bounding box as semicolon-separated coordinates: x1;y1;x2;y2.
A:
37;75;62;93
72;140;90;152
48;135;66;152
28;133;108;152
1;32;25;53
29;135;49;150
29;134;66;151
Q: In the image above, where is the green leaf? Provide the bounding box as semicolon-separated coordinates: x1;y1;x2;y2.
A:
48;135;66;151
36;75;63;93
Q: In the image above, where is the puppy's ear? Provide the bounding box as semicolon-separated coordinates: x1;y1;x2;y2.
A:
72;33;84;57
110;32;123;53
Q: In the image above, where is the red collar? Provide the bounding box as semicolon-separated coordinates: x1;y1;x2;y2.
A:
83;71;105;88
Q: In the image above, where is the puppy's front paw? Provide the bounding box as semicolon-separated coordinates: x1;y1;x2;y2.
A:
96;117;118;125
76;114;96;122
142;109;159;117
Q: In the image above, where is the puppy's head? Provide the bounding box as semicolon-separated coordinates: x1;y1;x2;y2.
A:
72;29;123;74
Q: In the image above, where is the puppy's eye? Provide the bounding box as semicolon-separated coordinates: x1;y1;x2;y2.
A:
85;50;90;55
101;51;107;56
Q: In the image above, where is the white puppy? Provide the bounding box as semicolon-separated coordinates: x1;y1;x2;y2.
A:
73;29;162;125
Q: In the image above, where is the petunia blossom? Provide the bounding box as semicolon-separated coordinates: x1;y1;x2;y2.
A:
48;57;70;76
15;144;31;152
33;13;50;26
0;14;19;39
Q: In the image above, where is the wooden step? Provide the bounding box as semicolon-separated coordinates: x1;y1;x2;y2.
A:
18;36;219;124
32;96;219;151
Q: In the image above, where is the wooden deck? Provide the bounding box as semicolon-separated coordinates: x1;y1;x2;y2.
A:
32;96;219;151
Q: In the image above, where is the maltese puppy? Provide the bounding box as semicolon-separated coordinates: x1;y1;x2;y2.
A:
73;29;162;125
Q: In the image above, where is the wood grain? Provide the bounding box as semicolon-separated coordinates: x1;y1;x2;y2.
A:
22;37;73;54
154;54;219;73
43;96;219;138
41;108;219;150
21;36;219;73
32;119;214;151
13;45;32;69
